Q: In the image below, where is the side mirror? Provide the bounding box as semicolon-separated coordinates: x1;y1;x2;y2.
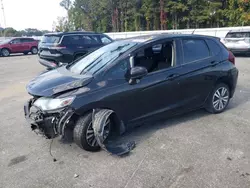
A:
129;66;148;84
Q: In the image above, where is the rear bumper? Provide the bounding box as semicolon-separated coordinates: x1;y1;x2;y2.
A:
24;99;74;139
230;68;239;98
229;48;250;54
39;53;72;64
38;58;59;69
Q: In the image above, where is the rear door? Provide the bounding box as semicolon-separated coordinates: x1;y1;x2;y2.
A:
178;38;217;110
20;38;32;51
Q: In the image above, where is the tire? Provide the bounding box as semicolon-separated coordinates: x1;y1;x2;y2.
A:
31;47;38;54
1;48;10;57
73;113;101;151
205;83;230;114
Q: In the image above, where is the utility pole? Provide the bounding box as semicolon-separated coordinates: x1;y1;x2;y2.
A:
1;0;6;28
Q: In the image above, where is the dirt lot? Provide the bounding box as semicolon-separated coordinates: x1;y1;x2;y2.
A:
0;55;250;188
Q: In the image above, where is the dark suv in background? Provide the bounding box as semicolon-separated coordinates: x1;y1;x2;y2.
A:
38;31;113;69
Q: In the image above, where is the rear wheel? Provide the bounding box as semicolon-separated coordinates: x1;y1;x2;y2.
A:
1;48;10;57
205;83;230;114
31;47;38;54
73;113;111;151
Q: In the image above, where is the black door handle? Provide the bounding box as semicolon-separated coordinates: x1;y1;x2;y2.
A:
166;73;179;81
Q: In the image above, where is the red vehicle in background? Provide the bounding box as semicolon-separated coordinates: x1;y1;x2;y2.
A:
0;37;39;57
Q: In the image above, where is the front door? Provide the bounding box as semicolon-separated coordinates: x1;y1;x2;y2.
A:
128;66;183;123
126;39;185;123
10;39;23;53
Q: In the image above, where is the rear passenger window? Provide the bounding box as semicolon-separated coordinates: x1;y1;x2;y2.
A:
206;39;221;56
62;35;81;45
182;39;209;64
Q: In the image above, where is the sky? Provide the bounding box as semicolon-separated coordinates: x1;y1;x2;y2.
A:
0;0;67;31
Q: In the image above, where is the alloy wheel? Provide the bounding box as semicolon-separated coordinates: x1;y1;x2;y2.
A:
32;48;38;54
86;119;111;147
212;87;229;111
2;49;9;56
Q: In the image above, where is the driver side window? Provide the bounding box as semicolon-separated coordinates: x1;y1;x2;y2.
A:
11;39;21;44
134;41;174;73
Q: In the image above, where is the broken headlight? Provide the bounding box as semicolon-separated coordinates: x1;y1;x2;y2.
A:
33;96;75;111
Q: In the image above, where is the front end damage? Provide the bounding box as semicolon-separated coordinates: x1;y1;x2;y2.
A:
24;99;136;156
24;98;74;139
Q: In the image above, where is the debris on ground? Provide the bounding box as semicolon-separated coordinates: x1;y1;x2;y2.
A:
74;174;79;178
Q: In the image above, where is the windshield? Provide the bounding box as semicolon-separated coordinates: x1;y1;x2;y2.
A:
41;35;61;44
68;40;138;74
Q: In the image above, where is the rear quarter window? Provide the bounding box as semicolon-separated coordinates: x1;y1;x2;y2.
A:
100;35;112;44
182;39;210;64
206;39;221;56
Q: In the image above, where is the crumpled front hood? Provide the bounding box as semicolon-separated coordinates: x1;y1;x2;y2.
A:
26;66;93;97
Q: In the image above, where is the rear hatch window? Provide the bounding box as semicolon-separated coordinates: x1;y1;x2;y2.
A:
39;35;62;55
41;35;61;44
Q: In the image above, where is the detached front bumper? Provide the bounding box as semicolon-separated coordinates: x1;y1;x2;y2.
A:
24;99;74;139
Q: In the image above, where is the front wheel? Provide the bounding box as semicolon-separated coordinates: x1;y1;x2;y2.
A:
1;48;10;57
73;113;111;151
205;83;230;114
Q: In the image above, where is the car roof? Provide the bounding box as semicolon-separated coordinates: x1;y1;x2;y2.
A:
44;31;106;36
119;34;219;43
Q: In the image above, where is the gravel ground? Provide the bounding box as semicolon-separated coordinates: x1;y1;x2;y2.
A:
0;55;249;188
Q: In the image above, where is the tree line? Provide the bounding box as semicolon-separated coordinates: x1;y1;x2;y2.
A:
0;28;50;37
56;0;250;33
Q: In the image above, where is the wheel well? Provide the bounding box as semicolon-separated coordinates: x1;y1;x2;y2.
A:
31;46;38;49
215;78;233;97
71;108;125;135
1;48;10;52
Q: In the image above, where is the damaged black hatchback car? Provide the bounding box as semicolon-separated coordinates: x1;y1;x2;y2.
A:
24;34;238;152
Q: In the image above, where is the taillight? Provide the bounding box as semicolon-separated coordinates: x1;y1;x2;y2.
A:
228;51;235;65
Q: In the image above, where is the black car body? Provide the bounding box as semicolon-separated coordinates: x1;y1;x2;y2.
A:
38;31;113;69
25;34;238;152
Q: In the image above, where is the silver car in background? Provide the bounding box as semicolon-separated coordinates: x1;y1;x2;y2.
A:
222;31;250;55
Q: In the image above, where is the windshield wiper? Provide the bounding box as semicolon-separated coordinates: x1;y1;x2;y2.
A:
111;44;130;53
